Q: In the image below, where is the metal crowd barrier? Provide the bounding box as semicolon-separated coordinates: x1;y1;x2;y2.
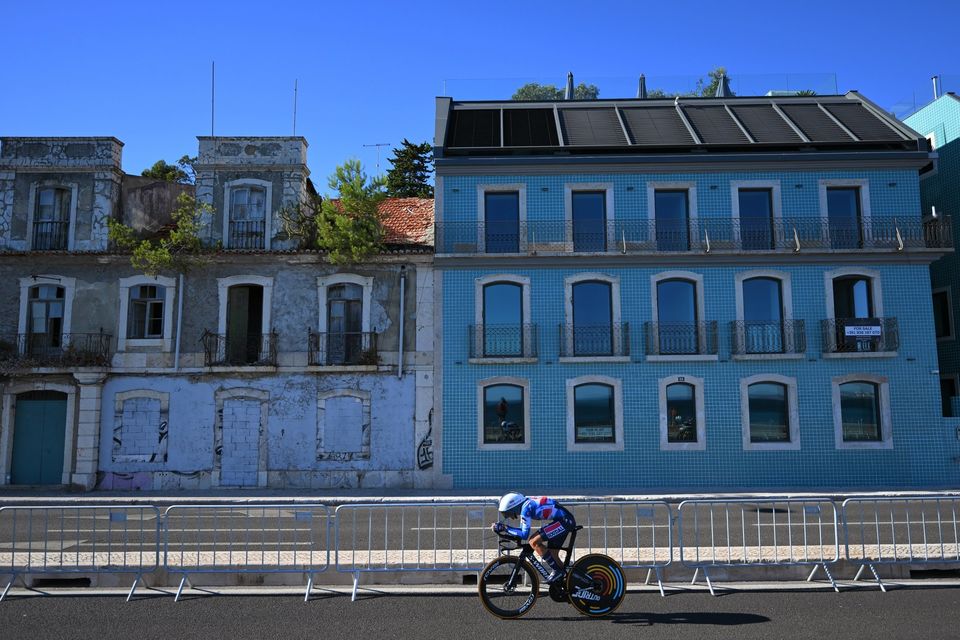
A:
163;504;331;601
334;502;500;601
678;499;840;595
0;505;161;602
842;496;960;592
565;500;673;596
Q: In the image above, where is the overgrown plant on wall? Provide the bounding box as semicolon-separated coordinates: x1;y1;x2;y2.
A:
317;160;386;264
140;155;198;184
277;178;322;249
108;192;211;275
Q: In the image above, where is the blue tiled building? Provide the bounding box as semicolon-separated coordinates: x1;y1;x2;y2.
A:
905;92;960;418
433;90;959;491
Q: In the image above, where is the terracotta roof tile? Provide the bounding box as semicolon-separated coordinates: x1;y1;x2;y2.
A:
377;197;434;246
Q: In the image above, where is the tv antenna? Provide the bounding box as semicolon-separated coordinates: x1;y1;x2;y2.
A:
363;142;391;174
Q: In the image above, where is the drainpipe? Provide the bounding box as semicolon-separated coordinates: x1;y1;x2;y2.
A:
397;265;406;379
174;272;185;371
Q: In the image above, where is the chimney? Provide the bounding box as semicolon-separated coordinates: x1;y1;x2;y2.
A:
564;72;574;100
637;74;648;99
715;73;732;98
933;75;941;100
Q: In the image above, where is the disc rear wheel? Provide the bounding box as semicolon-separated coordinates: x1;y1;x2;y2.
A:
565;554;626;617
478;555;540;619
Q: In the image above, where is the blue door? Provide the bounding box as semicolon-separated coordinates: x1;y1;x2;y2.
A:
11;391;67;485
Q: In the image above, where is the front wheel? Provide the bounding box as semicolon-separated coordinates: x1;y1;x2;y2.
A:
478;555;540;619
566;554;626;617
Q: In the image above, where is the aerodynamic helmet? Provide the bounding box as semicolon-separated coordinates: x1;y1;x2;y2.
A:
498;492;526;518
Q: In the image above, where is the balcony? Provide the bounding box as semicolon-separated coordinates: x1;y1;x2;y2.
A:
644;322;719;357
821;318;899;355
0;332;112;367
201;331;278;366
227;219;266;250
32;220;69;250
730;320;806;356
308;330;378;366
435;216;953;255
558;323;630;358
468;324;538;359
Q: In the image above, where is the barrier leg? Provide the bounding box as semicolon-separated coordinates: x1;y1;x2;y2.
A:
644;568;652;585
655;568;665;598
806;565;819;582
868;564;886;593
690;567;699;585
808;563;839;593
703;567;716;597
304;574;314;603
1;574;20;603
174;575;191;602
351;571;360;602
853;565;866;582
126;574;143;602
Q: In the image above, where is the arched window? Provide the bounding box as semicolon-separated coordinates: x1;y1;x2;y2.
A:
482;282;523;357
657;278;698;354
742;277;784;353
572;281;613;356
228;185;267;249
480;381;527;446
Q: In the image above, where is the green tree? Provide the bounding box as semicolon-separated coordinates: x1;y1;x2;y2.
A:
385;139;434;197
693;67;732;97
108;192;211;275
277;178;322;249
140;155;198;184
317;160;386;264
795;89;817;96
512;82;599;100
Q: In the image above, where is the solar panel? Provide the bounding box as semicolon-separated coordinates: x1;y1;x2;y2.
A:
683;105;749;144
620;107;695;145
730;105;803;143
447;109;500;147
778;104;853;142
823;103;903;141
503;109;560;146
558;108;628;146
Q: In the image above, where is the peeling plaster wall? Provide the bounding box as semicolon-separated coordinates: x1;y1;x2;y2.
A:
97;373;417;490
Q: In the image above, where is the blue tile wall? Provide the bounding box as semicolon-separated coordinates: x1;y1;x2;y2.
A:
438;169;960;490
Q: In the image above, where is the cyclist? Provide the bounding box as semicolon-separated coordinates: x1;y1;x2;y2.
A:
491;492;576;584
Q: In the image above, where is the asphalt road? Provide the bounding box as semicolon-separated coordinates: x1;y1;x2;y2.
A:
1;586;959;640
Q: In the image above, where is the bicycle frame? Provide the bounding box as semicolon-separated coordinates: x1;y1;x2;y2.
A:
501;527;580;589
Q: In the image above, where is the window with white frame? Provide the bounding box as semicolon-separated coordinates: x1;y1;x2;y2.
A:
478;184;526;254
475;275;532;358
33;187;71;250
650;271;708;357
734;271;798;355
566;376;623;451
563;273;623;359
740;374;799;450
477;377;530;450
823;268;892;354
117;275;176;351
819;179;871;251
565;183;613;252
129;285;164;339
832;374;892;449
18;276;75;357
223;180;272;250
316;274;373;366
658;375;705;450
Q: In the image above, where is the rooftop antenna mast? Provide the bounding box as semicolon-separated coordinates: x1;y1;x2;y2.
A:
293;79;298;135
363;142;391;175
210;61;215;137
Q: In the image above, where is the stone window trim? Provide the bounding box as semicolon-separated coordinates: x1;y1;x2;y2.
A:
26;181;79;251
563;182;615;250
658;375;706;451
474;274;532;361
565;375;624;453
317;388;372;461
647;181;700;249
222;178;273;250
477;376;531;451
212;387;269;487
17;275;77;343
0;381;78;486
649;270;706;359
730;180;783;248
831;374;893;450
818;178;873;241
739;374;800;451
933;286;955;342
477;183;527;253
823;267;884;319
733;270;800;357
563;272;623;360
316;273;374;334
112;389;170;464
117;275;176;352
216;275;274;336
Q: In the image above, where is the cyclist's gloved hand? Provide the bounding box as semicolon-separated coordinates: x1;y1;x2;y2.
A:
491;522;506;534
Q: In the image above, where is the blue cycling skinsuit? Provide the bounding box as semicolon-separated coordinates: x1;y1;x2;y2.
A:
501;496;576;548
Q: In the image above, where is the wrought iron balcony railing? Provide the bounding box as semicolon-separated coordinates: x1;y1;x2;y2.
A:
201;330;278;366
558;323;630;357
308;330;378;366
468;324;538;358
32;220;69;250
730;320;806;355
821;318;899;354
227;219;266;250
435;216;953;255
0;332;112;367
644;321;719;356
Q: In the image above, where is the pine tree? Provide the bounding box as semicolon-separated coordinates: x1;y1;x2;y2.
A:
318;160;387;264
385;139;434;198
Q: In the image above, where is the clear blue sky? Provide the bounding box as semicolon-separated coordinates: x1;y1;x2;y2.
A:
4;0;958;188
